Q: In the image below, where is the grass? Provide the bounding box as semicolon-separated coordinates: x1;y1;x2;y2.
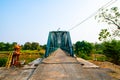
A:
0;49;45;66
0;51;12;54
91;53;107;61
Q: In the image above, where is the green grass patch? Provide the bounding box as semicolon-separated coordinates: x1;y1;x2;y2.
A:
0;49;45;66
0;58;7;67
92;54;107;61
0;51;12;54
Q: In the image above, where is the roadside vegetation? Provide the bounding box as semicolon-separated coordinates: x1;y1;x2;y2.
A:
74;40;120;65
73;6;120;79
74;6;120;65
0;42;45;67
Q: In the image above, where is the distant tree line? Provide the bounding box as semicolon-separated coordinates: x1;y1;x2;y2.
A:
0;42;17;51
0;39;120;65
0;42;46;51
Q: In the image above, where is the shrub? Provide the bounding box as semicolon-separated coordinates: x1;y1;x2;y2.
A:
103;40;120;65
76;52;92;60
96;56;107;61
0;58;7;67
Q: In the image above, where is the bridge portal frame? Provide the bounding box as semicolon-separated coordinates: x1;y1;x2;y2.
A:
45;31;74;57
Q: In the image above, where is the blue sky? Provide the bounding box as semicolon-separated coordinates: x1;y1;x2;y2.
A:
0;0;119;45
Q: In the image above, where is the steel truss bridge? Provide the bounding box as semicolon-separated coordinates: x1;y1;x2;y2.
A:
45;31;74;57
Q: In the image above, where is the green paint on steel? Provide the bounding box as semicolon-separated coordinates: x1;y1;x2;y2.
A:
45;31;74;57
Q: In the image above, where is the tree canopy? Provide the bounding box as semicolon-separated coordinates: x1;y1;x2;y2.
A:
0;42;43;51
95;7;120;65
102;40;120;65
95;7;120;39
74;41;93;59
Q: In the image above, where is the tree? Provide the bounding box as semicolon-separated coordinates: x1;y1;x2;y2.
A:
94;42;104;54
0;42;18;51
0;42;5;51
11;42;17;50
74;41;93;59
95;7;120;38
5;42;11;51
95;7;120;65
31;42;40;50
23;42;31;50
102;40;120;65
98;29;111;41
74;41;81;55
41;44;46;50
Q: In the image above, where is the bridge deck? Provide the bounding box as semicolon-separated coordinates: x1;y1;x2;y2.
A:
29;48;115;80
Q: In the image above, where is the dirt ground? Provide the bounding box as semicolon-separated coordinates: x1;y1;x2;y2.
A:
0;61;119;80
0;58;42;80
89;60;120;80
0;67;34;80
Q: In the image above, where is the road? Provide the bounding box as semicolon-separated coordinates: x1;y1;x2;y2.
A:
29;48;116;80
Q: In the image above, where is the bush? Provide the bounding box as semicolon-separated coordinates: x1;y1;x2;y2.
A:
96;56;107;61
76;52;92;60
80;53;91;60
0;58;7;67
103;40;120;65
95;50;103;54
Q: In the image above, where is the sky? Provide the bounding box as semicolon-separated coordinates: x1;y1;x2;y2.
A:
0;0;120;45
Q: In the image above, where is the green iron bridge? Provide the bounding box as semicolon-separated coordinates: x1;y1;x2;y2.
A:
28;31;114;80
45;31;74;57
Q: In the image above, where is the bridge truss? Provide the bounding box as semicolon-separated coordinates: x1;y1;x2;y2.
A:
45;31;74;57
